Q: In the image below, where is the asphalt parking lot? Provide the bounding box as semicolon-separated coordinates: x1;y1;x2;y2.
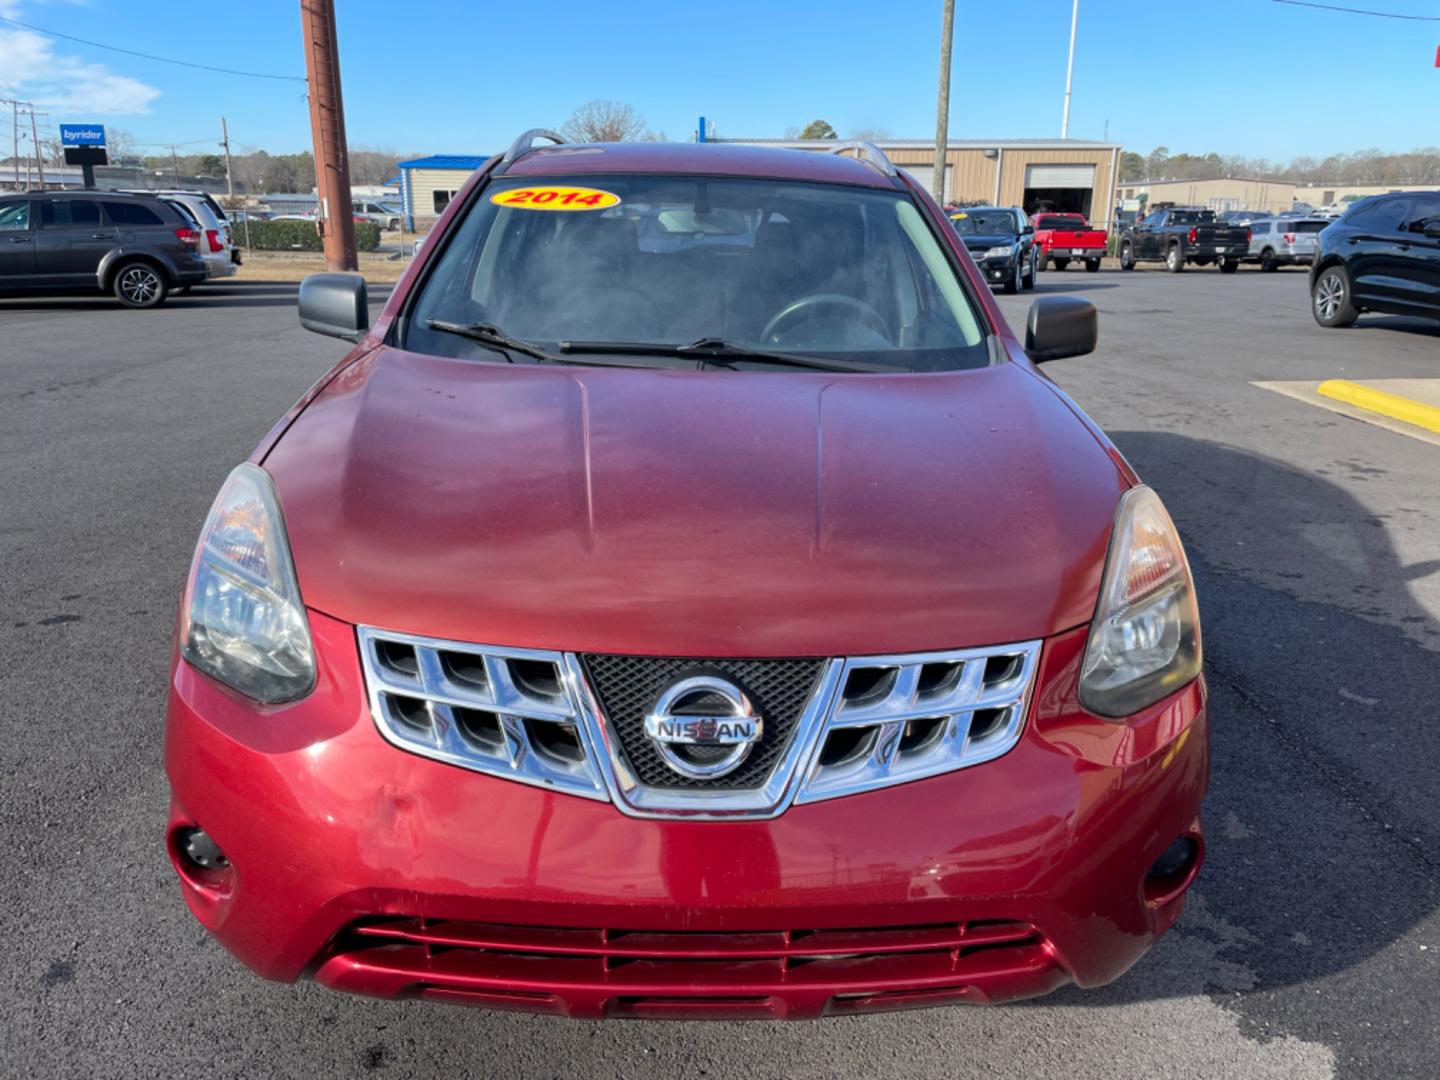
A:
2;268;1437;1080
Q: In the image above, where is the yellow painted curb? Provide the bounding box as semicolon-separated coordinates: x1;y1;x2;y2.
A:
1317;380;1440;436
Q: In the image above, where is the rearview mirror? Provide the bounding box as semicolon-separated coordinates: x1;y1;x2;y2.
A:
1025;296;1097;363
299;273;369;343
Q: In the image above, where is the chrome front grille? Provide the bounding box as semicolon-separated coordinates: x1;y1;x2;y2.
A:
797;647;1038;804
358;629;607;800
357;628;1040;820
579;655;827;790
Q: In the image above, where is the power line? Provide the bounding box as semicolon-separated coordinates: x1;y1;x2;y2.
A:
1271;0;1440;20
0;14;308;81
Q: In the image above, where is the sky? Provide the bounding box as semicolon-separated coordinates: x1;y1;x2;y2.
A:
1;0;1438;164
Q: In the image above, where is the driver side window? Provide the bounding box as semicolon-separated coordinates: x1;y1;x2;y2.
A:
0;201;30;231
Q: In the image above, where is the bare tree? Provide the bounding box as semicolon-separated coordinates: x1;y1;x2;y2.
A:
850;126;892;143
561;100;649;143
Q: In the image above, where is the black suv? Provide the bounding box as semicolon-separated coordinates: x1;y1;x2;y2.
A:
1311;191;1440;329
0;191;209;308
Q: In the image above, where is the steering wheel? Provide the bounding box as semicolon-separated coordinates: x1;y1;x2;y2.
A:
760;293;890;347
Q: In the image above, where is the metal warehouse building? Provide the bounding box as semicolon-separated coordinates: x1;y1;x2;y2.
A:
741;138;1122;219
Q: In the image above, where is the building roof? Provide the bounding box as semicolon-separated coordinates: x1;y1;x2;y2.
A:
397;155;492;171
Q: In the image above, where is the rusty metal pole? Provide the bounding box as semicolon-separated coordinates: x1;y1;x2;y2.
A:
300;0;357;271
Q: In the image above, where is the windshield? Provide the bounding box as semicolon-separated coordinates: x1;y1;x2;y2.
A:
404;176;987;373
948;211;1017;235
1034;214;1085;228
1168;211;1215;224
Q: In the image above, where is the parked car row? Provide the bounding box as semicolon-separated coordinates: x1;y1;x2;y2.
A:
0;191;218;308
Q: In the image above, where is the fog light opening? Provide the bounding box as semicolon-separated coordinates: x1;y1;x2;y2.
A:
1143;834;1202;908
180;827;229;870
170;824;236;895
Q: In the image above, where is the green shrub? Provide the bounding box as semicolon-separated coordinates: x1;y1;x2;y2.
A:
231;219;380;252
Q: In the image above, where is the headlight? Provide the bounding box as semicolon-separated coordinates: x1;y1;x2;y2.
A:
985;245;1013;258
1078;486;1202;718
181;464;315;703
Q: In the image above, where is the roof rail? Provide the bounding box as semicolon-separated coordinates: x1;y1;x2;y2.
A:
826;141;897;177
499;129;567;168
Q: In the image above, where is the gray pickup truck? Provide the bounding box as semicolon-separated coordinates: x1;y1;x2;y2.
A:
1119;207;1249;273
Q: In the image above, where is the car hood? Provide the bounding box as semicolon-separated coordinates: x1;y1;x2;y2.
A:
959;234;1018;250
264;347;1125;657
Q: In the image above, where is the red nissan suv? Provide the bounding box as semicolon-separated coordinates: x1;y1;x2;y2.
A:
164;133;1208;1019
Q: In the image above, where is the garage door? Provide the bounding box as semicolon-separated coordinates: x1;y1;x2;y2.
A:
903;164;952;202
1024;164;1094;189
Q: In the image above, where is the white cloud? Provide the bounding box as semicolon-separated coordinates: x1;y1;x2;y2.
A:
0;3;159;115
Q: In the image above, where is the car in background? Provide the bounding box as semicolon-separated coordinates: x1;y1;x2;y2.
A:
1030;211;1106;272
1218;209;1270;226
353;200;402;230
1119;207;1248;273
1246;217;1328;272
1310;191;1440;328
948;206;1036;292
163;136;1207;1018
121;189;238;279
0;191;207;307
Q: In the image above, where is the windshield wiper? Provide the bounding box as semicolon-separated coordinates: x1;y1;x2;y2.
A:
425;320;562;364
559;337;899;374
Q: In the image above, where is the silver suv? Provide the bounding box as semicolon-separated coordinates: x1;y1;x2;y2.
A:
1247;217;1328;271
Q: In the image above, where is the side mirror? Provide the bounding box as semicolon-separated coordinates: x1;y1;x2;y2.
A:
1022;224;1034;235
1425;222;1440;239
299;273;369;343
1025;296;1097;363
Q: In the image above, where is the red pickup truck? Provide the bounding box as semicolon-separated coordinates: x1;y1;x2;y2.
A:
1031;212;1107;272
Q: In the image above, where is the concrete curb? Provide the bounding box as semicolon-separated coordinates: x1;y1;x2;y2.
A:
1317;380;1440;436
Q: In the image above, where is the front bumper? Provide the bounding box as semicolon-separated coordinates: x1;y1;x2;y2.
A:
970;253;1019;283
164;612;1209;1019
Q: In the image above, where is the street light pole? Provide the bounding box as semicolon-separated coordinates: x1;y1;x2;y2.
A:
1061;0;1079;138
300;0;357;272
931;0;955;205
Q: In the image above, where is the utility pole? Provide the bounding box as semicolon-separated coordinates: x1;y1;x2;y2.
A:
931;0;955;205
9;101;18;193
29;108;45;189
300;0;357;271
170;146;181;184
220;116;235;201
1061;0;1079;138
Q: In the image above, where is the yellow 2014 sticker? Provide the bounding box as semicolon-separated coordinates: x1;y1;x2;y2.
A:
490;185;620;211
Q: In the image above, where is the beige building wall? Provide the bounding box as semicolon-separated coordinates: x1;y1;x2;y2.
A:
1292;181;1437;205
1117;178;1296;214
887;145;1116;213
407;166;477;226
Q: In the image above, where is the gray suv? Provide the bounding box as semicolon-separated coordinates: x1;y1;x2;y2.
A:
0;191;209;308
1246;217;1329;271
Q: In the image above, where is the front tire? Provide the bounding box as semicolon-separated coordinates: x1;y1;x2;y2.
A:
1038;248;1050;272
1166;244;1185;273
1312;265;1358;328
1259;249;1278;272
1119;242;1136;270
113;262;169;309
1002;258;1021;294
1219;258;1240;274
1022;249;1037;290
1085;259;1101;273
